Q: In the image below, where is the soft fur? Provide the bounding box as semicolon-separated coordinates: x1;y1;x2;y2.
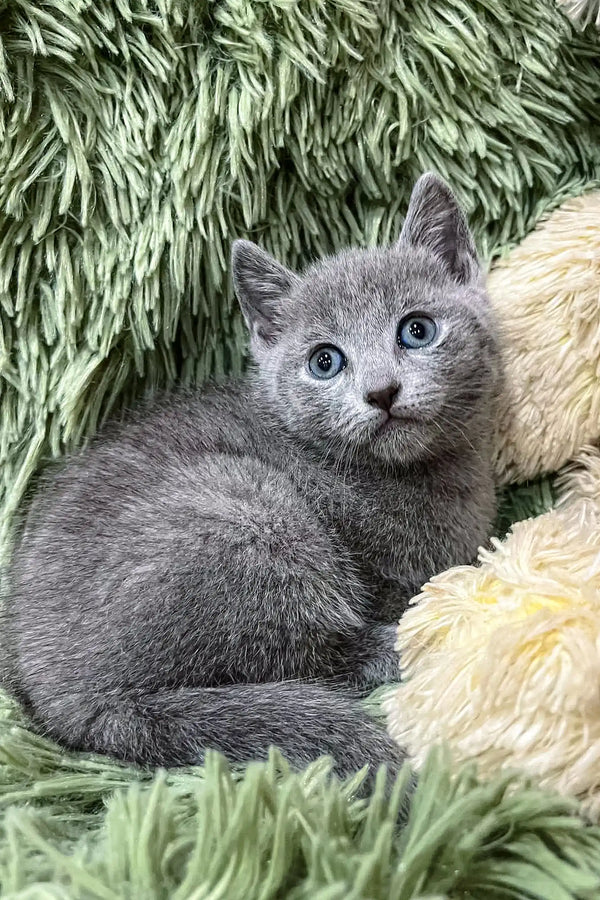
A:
489;190;600;484
1;175;500;780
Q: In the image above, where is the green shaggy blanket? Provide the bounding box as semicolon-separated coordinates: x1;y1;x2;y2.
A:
1;0;600;896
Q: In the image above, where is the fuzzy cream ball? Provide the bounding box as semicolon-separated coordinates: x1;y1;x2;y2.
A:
488;190;600;484
385;448;600;818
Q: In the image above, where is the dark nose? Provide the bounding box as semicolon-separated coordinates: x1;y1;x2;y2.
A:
366;384;399;412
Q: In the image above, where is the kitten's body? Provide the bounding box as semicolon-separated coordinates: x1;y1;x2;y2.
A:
1;176;500;779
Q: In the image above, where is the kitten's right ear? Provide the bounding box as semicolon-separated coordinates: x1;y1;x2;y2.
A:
232;240;300;345
398;173;479;284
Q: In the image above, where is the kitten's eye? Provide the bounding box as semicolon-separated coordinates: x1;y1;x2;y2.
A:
308;345;346;380
397;315;437;349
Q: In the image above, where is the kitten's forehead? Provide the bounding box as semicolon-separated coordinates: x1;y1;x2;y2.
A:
294;246;451;334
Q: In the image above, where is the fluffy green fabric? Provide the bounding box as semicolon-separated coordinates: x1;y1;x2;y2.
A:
1;0;600;894
2;693;600;899
559;0;600;29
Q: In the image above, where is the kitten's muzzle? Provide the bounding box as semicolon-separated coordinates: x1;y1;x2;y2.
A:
372;406;423;436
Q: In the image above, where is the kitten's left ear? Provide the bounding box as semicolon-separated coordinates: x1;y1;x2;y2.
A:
232;240;300;346
398;173;479;284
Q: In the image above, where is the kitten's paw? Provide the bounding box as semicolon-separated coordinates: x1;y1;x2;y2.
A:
357;623;400;688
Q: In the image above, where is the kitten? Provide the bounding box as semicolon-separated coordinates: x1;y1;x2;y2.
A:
1;174;501;781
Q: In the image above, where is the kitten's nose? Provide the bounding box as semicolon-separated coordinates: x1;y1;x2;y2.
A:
366;384;399;413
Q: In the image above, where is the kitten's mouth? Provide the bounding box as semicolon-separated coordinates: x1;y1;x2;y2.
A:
376;414;420;436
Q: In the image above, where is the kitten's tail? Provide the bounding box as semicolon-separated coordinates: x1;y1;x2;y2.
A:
42;682;406;785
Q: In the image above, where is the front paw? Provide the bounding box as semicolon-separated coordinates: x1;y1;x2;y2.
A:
358;623;401;688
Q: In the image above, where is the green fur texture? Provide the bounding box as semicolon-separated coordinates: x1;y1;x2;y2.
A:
2;693;600;899
1;0;600;894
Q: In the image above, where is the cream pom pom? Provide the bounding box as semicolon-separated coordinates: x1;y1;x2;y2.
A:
385;447;600;818
489;191;600;484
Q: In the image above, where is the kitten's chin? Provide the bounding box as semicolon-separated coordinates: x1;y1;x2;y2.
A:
367;419;435;465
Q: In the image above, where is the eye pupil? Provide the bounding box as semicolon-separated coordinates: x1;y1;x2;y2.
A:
409;321;425;340
317;351;332;371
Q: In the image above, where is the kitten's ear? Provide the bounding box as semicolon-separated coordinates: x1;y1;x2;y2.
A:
398;173;479;283
232;240;300;345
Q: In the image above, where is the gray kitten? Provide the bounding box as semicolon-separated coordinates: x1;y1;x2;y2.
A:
1;175;500;782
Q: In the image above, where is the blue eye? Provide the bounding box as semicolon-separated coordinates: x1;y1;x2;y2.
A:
308;345;346;380
397;315;437;349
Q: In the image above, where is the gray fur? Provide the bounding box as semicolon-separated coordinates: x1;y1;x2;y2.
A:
1;174;501;783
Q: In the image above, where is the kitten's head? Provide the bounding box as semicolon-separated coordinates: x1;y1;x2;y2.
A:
232;174;501;465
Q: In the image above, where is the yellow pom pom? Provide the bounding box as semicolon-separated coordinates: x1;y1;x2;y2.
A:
489;191;600;484
385;448;600;818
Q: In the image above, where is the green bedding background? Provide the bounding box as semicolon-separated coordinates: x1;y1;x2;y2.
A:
1;0;600;896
